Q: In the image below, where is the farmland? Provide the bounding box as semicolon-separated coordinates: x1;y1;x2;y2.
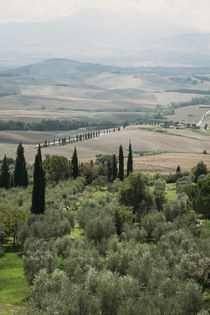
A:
0;126;210;173
1;59;210;172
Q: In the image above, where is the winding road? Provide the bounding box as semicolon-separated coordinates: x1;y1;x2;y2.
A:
196;110;210;127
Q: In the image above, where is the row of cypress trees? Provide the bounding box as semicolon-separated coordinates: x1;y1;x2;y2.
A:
0;143;28;189
108;142;133;182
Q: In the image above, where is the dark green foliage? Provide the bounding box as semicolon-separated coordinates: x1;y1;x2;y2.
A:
176;176;192;194
112;154;118;181
92;176;107;189
176;165;181;173
18;209;74;244
64;242;103;283
26;192;210;315
141;210;166;239
31;145;45;214
43;155;71;183
127;142;133;176
119;145;124;181
188;177;210;219
0;119;89;131
28;269;101;315
192;161;208;182
1;156;209;314
119;172;153;221
107;160;113;182
95;154;112;165
80;162;99;184
110;203;133;236
153;178;167;211
164;195;188;222
77;194;115;242
0;155;10;189
23;238;56;285
14;142;28;187
72;147;79;179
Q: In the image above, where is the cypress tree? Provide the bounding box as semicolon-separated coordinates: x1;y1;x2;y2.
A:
72;147;79;179
31;145;45;214
112;154;118;181
107;160;113;182
119;145;124;181
127;142;133;176
176;165;181;173
0;155;10;189
14;142;28;187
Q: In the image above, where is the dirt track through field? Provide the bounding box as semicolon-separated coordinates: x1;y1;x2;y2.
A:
1;127;210;173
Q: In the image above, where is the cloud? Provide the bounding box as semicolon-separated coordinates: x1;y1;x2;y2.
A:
0;0;210;31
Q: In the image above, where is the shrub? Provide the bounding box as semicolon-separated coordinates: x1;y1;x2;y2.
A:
23;238;56;285
141;210;166;239
118;172;154;221
176;176;192;194
192;161;208;183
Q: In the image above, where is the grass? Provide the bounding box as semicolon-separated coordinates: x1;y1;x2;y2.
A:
71;222;84;240
92;189;108;199
166;183;177;201
202;221;210;234
0;250;31;315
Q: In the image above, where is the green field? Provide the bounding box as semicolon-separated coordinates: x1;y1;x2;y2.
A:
203;221;210;234
0;250;31;315
166;183;177;200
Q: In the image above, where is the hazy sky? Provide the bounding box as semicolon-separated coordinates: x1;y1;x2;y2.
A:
0;0;210;31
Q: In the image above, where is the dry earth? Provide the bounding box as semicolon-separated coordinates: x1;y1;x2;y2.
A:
1;127;210;173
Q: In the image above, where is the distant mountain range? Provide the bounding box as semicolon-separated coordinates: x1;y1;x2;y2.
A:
0;9;210;69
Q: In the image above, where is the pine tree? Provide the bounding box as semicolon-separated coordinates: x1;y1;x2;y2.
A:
31;145;45;214
127;142;133;176
112;154;118;181
119;145;124;181
0;155;10;189
14;142;28;187
72;147;79;179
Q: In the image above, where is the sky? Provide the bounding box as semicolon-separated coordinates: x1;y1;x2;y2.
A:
0;0;210;31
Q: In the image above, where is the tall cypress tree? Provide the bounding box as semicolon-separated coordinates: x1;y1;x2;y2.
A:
119;145;124;181
31;145;45;214
107;160;113;182
72;147;79;179
112;154;118;181
127;142;133;176
14;142;28;187
0;155;10;189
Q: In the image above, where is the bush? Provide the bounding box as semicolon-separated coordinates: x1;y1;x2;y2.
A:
164;196;188;222
176;176;192;194
118;172;154;221
153;178;167;211
110;203;133;235
18;209;74;243
23;238;56;285
28;269;101;315
141;210;166;239
77;194;115;242
192;161;208;183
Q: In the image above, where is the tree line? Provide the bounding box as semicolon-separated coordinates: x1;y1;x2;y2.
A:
42;127;122;148
0;142;133;213
0;119;121;131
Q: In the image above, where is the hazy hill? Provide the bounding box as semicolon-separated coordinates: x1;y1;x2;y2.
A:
0;8;209;69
